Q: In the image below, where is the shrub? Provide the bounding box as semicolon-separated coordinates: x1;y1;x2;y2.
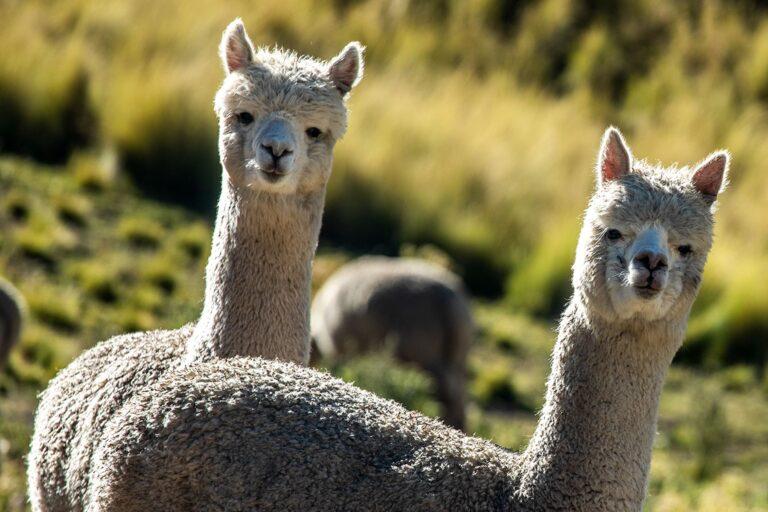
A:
0;56;96;163
106;70;219;213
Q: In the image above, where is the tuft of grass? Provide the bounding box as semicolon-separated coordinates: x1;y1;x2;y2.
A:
3;191;29;223
23;283;81;334
471;362;534;412
141;255;179;295
69;151;118;193
53;193;91;228
118;216;165;249
172;222;211;262
13;221;76;269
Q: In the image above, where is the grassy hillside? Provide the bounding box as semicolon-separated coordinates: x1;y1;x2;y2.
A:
0;156;765;510
2;0;768;510
1;0;767;367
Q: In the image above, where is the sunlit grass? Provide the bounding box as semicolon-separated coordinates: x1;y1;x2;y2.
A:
2;0;768;509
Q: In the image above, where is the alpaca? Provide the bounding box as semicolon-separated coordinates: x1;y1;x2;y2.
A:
0;278;23;368
27;19;363;512
86;128;729;511
311;256;473;430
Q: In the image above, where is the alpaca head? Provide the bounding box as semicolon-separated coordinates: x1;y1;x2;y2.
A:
214;19;363;195
573;127;729;323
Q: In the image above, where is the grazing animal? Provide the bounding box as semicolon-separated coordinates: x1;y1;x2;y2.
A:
311;256;473;430
86;128;729;511
27;19;363;512
0;279;23;368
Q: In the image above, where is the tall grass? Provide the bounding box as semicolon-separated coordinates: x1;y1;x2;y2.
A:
2;0;768;365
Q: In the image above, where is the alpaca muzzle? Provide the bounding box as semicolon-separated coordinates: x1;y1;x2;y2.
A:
255;118;296;177
628;229;669;297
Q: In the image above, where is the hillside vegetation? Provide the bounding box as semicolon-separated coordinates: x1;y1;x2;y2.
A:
2;0;768;366
1;0;768;510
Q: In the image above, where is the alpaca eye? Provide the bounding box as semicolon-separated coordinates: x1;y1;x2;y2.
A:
606;229;623;241
306;127;322;138
678;245;693;257
237;112;254;125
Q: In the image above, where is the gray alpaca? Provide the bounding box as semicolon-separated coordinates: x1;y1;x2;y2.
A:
86;128;729;511
0;279;23;368
27;19;363;512
311;256;473;430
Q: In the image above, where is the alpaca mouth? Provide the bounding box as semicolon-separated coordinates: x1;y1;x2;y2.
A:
633;284;661;299
260;166;288;183
260;170;285;183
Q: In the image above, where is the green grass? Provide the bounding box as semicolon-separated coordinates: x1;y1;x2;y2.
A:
2;1;768;509
0;157;765;510
1;1;768;337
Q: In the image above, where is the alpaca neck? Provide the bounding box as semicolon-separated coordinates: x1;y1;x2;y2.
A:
516;296;686;510
186;177;324;365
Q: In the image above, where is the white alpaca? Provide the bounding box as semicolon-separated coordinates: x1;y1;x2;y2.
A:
27;19;363;512
86;128;729;511
0;278;23;368
311;256;473;430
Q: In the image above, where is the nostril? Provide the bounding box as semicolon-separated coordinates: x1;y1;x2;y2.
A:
261;143;292;159
634;251;668;271
261;144;275;157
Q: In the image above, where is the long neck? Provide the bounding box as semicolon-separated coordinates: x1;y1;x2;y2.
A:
185;177;325;365
516;296;687;510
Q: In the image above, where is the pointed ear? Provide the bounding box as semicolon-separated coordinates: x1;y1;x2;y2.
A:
692;151;729;204
220;18;256;74
596;127;632;185
327;42;364;96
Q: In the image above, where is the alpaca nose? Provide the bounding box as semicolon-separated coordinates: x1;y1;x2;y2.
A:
633;250;668;272
257;118;296;169
261;140;293;160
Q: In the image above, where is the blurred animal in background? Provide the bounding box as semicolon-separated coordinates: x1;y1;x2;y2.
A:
27;18;364;512
84;128;728;511
0;278;23;368
311;256;473;431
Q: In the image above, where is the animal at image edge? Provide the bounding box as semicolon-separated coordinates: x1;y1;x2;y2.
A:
0;278;23;369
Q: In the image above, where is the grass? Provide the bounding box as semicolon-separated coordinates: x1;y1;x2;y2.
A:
2;0;768;327
1;0;768;509
0;157;765;510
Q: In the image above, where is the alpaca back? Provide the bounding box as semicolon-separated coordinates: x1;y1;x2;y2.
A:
311;257;473;429
28;325;193;511
312;257;472;367
88;357;519;512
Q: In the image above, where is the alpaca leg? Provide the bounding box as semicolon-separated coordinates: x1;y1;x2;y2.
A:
434;368;467;431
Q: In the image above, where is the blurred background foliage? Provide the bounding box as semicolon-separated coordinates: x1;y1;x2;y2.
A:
1;0;768;509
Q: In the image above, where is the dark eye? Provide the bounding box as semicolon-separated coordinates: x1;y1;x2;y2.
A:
606;229;623;241
237;112;254;125
678;245;693;257
306;127;322;138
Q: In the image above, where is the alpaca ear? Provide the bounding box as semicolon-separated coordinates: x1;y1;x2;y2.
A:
328;42;364;96
220;18;257;74
596;127;632;186
692;151;729;204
